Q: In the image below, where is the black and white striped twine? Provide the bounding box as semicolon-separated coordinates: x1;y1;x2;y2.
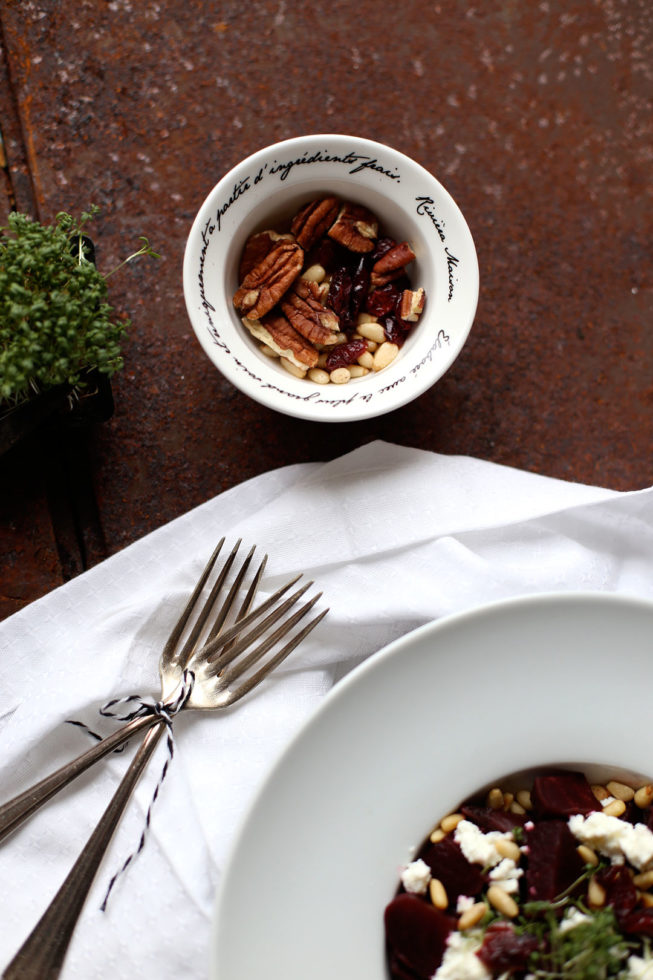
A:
66;669;195;910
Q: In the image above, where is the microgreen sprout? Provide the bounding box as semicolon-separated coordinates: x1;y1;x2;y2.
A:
0;208;158;404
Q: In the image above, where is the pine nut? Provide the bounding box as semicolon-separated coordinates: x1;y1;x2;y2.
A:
577;844;599;867
429;878;448;910
602;798;626;818
588;877;606;907
317;352;329;368
440;813;464;834
503;793;514;808
357;350;374;369
333;332;348;344
606;780;635;802
280;357;306;379
372;342;399;372
635;785;653;809
640;892;653;908
356;312;377;325
487;788;504;810
458;902;487;930
301;263;326;282
259;343;279;358
592;784;610;802
357;321;386;344
633;870;653;890
307;367;330;385
495;839;521;862
509;801;526;815
329;367;351;385
516;789;533;811
487;885;519;918
429;828;445;843
348;364;369;378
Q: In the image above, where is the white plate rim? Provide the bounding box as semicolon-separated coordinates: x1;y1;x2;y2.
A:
210;590;653;978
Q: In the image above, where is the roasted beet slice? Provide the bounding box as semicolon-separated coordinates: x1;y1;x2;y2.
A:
385;893;454;979
596;865;638;921
461;805;527;832
420;835;485;900
478;921;540;973
524;819;585;901
531;770;598;817
619;908;653;938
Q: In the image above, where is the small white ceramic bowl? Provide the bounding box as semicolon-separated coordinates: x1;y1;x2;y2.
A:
183;134;479;422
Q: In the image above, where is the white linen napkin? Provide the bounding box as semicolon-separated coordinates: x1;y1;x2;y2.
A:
1;440;652;978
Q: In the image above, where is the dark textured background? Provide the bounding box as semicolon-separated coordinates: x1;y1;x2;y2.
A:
1;0;651;619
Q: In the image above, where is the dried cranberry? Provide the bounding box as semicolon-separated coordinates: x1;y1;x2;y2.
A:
350;256;371;321
305;237;340;272
366;283;403;317
385;894;454;980
325;338;368;371
531;771;598;818
327;266;352;324
478;921;540;973
372;236;397;261
380;314;413;347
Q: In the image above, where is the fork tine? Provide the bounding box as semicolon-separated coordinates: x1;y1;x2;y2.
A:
160;537;225;668
211;591;323;682
224;607;329;707
218;554;268;653
204;543;258;643
198;573;304;661
204;579;314;669
169;538;243;668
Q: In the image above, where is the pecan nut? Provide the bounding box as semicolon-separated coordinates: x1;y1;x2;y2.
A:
280;279;340;346
327;203;378;252
233;242;304;320
370;241;416;288
241;314;319;369
290;197;340;250
238;229;295;281
397;287;425;322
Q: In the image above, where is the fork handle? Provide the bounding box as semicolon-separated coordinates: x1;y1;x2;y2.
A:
0;712;158;844
3;719;166;980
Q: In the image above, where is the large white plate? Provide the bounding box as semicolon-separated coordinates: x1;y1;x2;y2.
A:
211;592;653;979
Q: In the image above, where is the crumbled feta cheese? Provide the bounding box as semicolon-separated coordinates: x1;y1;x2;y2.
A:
488;857;523;894
454;820;513;867
456;894;475;913
568;812;653;871
432;930;492;980
400;858;431;894
626;954;653;979
558;907;592;934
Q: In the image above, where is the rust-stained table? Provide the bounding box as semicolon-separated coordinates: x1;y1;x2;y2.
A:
1;0;651;621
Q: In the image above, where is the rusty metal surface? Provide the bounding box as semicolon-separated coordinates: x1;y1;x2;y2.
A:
1;0;651;617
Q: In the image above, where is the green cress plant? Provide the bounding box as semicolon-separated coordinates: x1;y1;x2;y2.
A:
0;206;158;405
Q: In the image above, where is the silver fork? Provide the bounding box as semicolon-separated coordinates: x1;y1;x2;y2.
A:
2;541;326;980
0;537;316;843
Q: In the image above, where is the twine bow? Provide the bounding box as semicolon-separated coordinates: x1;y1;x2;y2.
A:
66;669;195;909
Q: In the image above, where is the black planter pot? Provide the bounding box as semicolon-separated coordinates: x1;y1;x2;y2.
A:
0;233;118;456
0;369;114;457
